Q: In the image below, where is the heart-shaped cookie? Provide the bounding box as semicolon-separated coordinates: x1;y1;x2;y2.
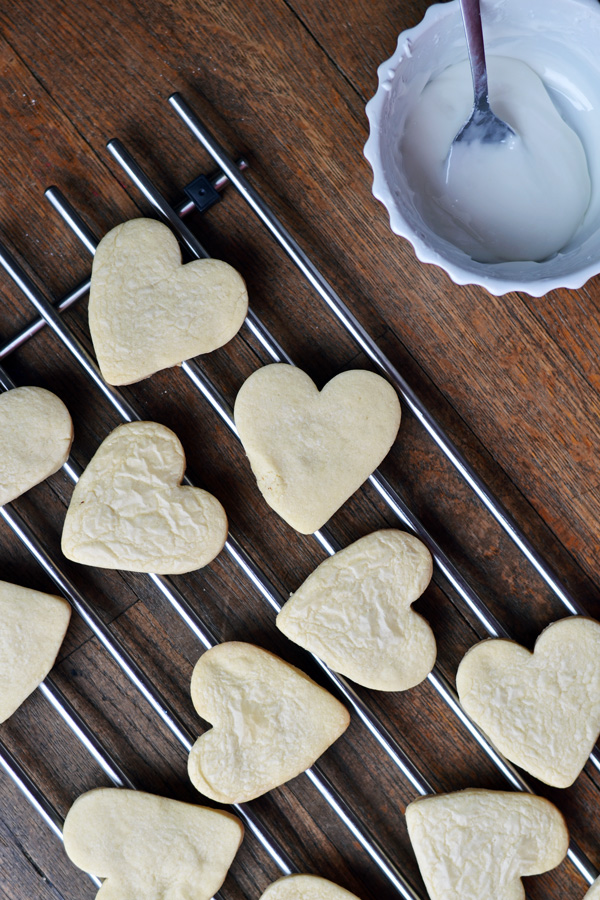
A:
277;529;435;691
405;789;569;900
63;787;244;900
585;877;600;899
89;218;248;385
261;875;363;900
456;617;600;787
0;386;73;506
187;641;350;803
61;421;228;574
0;580;71;722
234;364;401;533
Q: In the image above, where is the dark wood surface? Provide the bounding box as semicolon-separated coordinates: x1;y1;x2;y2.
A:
1;1;599;898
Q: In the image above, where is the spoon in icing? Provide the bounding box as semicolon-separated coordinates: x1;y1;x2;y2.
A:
452;0;515;145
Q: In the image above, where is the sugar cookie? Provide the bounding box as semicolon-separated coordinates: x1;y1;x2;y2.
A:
234;364;401;533
406;789;569;900
62;421;227;573
89;218;248;385
0;580;70;722
63;787;243;900
260;875;363;900
188;642;350;803
0;386;73;506
277;529;435;690
456;617;600;787
584;877;600;899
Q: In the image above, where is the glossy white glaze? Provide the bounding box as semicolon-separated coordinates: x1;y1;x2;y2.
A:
364;0;600;295
401;57;591;263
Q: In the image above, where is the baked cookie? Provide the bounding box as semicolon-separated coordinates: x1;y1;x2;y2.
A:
277;529;435;690
405;789;569;900
187;642;350;803
0;386;73;506
62;421;228;573
0;580;71;722
89;218;248;385
63;787;244;900
234;364;401;533
456;617;600;787
260;875;363;900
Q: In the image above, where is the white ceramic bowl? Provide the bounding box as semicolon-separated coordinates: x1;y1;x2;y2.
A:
364;0;600;296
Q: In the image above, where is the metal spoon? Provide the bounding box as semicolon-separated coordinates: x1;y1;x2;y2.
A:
453;0;515;144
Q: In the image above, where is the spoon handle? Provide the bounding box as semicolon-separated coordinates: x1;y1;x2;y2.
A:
459;0;490;106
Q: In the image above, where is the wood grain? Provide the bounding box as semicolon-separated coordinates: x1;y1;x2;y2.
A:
0;1;599;899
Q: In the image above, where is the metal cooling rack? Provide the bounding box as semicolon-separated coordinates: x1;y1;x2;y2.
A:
1;94;598;899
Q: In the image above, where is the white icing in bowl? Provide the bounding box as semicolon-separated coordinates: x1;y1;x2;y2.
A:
364;0;600;296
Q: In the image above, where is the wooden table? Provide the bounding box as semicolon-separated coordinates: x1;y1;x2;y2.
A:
1;1;599;898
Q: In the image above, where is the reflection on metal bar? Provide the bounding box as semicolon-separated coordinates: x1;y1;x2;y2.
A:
38;681;135;790
0;737;102;888
303;766;419;900
0;737;66;843
0;254;422;899
168;93;586;623
0;280;91;361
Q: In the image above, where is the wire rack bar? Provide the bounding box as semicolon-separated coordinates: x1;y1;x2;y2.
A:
168;92;587;623
0;279;91;362
0;737;102;888
38;169;598;883
38;680;135;790
0;737;67;844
